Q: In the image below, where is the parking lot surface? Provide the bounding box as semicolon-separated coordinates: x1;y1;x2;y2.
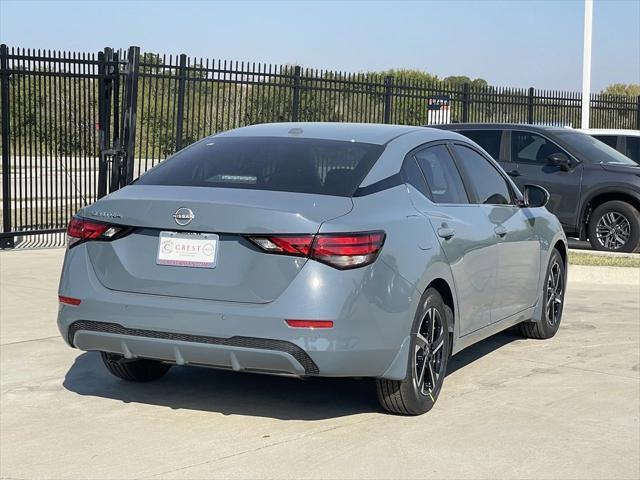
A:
1;248;639;480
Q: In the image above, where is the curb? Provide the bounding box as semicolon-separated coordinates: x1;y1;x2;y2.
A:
568;248;639;259
569;264;640;286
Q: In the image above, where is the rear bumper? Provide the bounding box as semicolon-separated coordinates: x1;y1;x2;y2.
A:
70;321;317;376
58;243;420;379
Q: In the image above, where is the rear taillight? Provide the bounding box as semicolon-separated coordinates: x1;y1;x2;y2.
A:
66;216;123;248
248;231;385;270
312;232;385;269
248;235;313;257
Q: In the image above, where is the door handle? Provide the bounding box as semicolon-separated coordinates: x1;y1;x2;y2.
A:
494;226;508;237
506;170;521;178
437;227;456;240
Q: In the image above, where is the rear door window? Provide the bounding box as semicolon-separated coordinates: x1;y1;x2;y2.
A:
414;145;469;204
135;136;384;197
511;131;565;164
402;157;431;198
458;130;503;160
453;145;513;205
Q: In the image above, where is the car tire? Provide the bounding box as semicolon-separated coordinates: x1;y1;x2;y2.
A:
588;201;640;253
101;352;171;382
520;248;565;340
376;288;451;415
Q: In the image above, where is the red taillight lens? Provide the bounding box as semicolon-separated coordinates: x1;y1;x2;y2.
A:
285;319;334;329
66;216;120;248
312;232;385;269
248;231;385;270
248;235;314;257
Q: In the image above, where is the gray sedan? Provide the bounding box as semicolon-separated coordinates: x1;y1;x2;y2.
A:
57;123;567;415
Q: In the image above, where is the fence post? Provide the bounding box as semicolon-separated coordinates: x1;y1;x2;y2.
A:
108;50;123;194
291;65;302;122
97;51;106;199
383;76;393;124
461;83;470;123
97;48;113;199
175;53;187;151
636;96;640;130
111;50;121;153
0;44;13;248
122;46;140;185
527;87;535;124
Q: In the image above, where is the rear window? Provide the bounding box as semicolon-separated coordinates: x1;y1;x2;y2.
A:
458;130;502;159
136;136;385;197
625;136;640;163
592;134;618;149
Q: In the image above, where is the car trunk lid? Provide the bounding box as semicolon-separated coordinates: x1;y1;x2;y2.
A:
82;185;352;303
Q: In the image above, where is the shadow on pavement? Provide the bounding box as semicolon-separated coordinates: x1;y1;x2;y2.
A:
447;328;522;376
63;352;380;420
63;329;521;420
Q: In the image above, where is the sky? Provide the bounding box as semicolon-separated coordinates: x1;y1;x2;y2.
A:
1;0;638;92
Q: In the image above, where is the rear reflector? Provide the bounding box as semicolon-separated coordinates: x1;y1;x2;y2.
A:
248;231;385;269
59;295;81;306
285;320;334;329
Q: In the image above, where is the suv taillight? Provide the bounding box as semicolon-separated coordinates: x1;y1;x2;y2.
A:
66;216;123;248
247;231;385;270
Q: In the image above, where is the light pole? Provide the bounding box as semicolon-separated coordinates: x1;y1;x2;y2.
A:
581;0;593;129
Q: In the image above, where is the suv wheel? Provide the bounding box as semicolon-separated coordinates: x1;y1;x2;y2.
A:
101;352;171;382
376;288;451;415
588;201;640;253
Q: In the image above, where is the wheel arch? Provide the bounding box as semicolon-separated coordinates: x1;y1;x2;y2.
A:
380;274;457;381
579;189;640;239
553;239;567;270
531;232;567;324
426;278;455;335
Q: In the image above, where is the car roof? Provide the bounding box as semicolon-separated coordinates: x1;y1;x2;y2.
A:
215;122;455;145
433;123;574;134
579;128;640;137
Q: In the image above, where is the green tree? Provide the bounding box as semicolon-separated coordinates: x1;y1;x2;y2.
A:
601;83;640;97
442;75;489;89
377;69;439;84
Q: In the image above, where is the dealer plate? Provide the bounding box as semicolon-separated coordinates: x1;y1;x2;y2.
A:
156;231;218;269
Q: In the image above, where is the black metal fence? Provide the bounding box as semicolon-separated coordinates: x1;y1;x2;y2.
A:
2;44;640;248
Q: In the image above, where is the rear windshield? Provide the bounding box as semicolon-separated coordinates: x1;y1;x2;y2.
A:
135;136;385;197
556;132;637;166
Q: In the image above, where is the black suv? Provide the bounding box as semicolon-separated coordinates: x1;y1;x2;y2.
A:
435;124;640;252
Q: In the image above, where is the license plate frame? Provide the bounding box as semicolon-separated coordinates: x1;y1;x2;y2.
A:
156;231;218;269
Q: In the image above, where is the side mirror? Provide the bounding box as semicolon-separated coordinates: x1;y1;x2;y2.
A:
547;152;571;171
523;184;549;208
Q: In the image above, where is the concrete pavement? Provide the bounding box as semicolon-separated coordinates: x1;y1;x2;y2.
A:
1;248;639;479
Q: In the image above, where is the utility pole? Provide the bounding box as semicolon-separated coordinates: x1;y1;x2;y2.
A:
581;0;593;129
